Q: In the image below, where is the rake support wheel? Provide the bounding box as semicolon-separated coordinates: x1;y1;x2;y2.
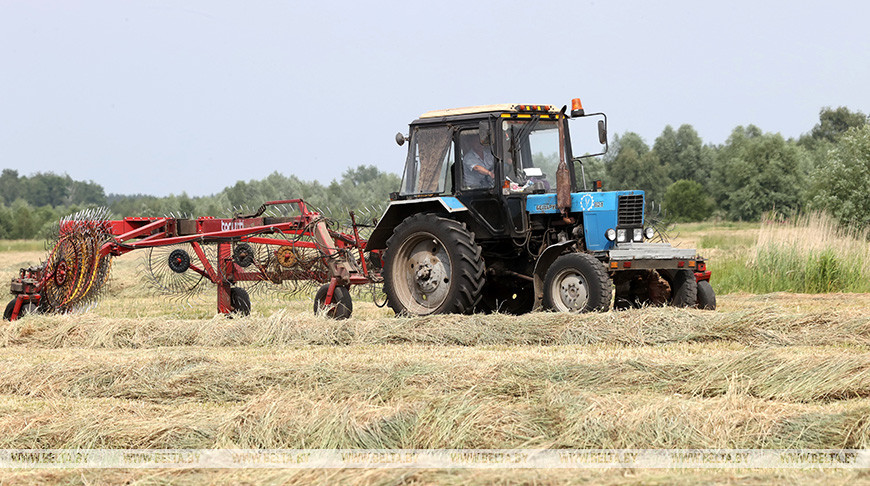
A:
230;287;251;316
314;283;353;319
3;299;16;321
4;298;41;321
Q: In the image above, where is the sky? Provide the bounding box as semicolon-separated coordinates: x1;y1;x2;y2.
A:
1;0;869;197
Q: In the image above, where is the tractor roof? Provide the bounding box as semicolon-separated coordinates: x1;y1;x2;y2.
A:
418;104;559;119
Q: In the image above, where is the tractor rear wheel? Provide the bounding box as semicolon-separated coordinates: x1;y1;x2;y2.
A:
314;283;353;319
696;280;716;310
383;214;485;316
543;253;612;313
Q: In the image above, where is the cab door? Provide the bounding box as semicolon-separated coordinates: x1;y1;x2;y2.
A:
455;126;507;238
499;121;529;237
502;193;528;236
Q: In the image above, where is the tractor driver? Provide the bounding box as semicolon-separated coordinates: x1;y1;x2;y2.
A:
461;133;495;189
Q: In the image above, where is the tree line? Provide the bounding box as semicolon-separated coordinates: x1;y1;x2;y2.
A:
0;105;868;239
0;166;400;239
584;106;870;225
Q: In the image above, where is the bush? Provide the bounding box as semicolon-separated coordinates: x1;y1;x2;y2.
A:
711;127;808;221
808;125;870;229
663;180;714;222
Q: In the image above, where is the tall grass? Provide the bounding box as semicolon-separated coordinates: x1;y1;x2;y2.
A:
715;212;870;294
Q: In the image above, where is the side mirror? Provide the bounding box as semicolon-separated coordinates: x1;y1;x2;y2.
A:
569;112;608;161
395;132;407;146
479;120;491;146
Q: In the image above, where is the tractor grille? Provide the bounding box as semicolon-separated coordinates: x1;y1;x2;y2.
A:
617;195;644;227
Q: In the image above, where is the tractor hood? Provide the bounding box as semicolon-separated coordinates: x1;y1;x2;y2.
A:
526;190;645;251
525;190;643;215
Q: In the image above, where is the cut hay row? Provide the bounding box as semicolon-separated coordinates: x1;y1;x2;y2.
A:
0;344;869;453
0;346;868;405
3;303;870;349
0;388;869;450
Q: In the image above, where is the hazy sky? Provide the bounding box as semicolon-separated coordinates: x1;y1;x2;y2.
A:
2;0;868;197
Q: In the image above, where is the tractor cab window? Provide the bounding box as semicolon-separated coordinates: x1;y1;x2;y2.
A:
503;119;564;193
459;129;496;190
400;126;453;196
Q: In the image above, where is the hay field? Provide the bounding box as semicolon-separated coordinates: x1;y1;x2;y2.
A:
1;228;870;485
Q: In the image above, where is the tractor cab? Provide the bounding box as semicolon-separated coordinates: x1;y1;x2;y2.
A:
376;102;607;247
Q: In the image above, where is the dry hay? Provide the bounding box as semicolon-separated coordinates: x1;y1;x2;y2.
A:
2;247;870;484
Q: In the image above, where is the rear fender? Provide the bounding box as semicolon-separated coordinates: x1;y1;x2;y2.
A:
366;197;468;251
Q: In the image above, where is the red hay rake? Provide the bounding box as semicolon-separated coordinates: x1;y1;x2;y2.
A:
4;200;380;321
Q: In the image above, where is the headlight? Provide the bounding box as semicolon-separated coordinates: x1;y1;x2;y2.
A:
644;227;655;239
617;229;627;243
633;228;643;242
605;228;617;241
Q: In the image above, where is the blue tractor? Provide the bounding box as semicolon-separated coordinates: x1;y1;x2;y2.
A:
366;100;715;316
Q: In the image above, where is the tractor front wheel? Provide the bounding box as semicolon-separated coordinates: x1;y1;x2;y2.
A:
383;214;485;316
543;253;612;313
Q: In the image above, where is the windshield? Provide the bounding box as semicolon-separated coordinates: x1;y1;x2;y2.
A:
502;119;566;193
